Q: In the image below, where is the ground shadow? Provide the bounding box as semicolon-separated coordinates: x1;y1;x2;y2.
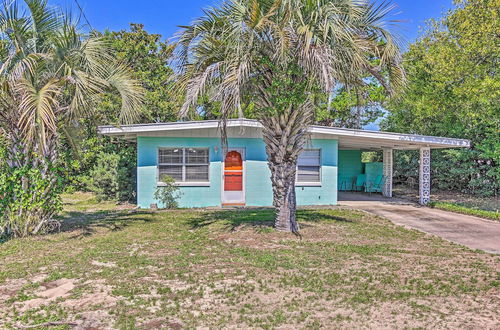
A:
57;209;153;239
188;208;353;232
0;209;153;244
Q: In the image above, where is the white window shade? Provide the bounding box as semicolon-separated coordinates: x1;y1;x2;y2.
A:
297;149;321;183
158;148;209;183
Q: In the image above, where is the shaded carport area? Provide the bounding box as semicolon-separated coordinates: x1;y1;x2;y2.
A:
338;192;500;254
309;125;471;205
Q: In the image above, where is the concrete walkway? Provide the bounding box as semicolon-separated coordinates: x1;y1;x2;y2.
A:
339;192;500;254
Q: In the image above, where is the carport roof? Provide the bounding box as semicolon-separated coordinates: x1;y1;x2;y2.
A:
98;119;470;150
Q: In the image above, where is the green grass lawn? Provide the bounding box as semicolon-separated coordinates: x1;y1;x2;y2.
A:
393;185;499;221
0;193;499;329
429;201;500;221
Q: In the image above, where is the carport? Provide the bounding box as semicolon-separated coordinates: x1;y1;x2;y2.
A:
309;125;471;205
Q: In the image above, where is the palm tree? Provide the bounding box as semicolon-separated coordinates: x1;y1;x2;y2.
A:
0;0;144;236
175;0;404;233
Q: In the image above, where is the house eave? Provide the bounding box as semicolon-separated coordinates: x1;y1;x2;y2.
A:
98;119;470;150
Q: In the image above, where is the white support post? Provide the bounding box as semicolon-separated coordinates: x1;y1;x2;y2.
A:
382;148;393;197
419;147;431;205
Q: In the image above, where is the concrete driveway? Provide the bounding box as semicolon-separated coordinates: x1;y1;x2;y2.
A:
339;192;500;254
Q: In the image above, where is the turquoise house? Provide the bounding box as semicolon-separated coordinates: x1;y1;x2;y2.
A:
99;119;470;207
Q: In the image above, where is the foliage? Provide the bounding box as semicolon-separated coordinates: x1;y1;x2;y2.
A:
429;201;500;221
0;0;144;237
176;0;404;232
0;162;63;238
383;0;499;196
83;151;136;201
362;151;382;163
315;82;387;129
0;0;144;150
95;23;179;123
59;131;137;201
60;23;180;200
154;176;181;209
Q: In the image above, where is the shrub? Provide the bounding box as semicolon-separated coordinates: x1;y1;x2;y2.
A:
84;151;135;201
154;176;181;209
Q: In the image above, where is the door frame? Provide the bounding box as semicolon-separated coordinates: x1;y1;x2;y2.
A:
221;147;246;205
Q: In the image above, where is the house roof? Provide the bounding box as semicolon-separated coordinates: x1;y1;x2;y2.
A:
98;119;470;150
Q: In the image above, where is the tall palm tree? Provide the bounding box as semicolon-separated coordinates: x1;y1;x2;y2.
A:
0;0;144;236
176;0;404;233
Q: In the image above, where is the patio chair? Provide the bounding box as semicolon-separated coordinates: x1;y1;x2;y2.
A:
339;176;355;191
366;175;385;194
354;174;366;192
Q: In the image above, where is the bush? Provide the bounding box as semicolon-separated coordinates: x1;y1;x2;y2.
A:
0;164;63;238
83;152;135;201
154;176;181;209
59;135;137;202
393;149;499;197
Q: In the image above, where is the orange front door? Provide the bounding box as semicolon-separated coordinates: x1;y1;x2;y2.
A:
223;149;245;204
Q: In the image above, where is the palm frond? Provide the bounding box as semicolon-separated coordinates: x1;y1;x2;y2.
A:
176;0;405;122
105;64;145;124
16;77;61;147
0;0;145;148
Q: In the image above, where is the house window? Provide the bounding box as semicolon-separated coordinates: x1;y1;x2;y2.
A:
297;149;321;183
158;148;209;183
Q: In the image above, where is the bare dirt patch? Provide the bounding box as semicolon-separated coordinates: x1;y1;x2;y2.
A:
62;280;118;310
17;278;75;312
91;260;117;268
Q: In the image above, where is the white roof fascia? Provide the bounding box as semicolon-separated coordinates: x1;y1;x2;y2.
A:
98;119;470;149
309;126;470;148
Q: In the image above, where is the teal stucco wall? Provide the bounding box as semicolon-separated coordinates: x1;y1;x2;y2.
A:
337;150;363;190
137;136;338;208
365;162;384;192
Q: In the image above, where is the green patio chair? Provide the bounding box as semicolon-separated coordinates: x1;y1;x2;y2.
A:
339;176;355;191
366;175;385;194
354;174;366;192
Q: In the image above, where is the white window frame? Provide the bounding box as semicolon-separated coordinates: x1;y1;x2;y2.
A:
157;147;210;187
296;148;322;187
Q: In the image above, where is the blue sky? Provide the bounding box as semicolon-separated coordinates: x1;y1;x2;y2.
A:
52;0;455;43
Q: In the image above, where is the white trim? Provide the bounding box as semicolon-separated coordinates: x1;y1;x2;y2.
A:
99;119;260;135
157;182;211;187
98;119;470;149
296;182;322;187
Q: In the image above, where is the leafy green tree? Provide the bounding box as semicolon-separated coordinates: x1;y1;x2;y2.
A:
95;23;179;123
61;24;179;201
176;0;404;232
383;0;499;196
82;151;136;201
0;0;144;237
315;83;386;128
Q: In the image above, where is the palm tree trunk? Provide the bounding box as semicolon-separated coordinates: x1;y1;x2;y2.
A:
261;105;312;233
268;159;299;232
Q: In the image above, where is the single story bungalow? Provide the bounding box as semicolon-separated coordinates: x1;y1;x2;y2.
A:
98;119;470;208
